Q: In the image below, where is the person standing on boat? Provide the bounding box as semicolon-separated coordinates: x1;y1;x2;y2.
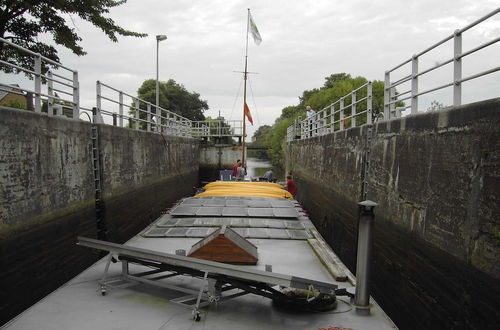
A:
284;175;297;196
264;168;273;182
236;163;247;181
232;159;241;180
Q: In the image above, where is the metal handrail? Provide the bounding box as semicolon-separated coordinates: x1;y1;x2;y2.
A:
0;36;79;118
383;8;500;119
0;36;76;72
95;81;241;140
288;82;372;141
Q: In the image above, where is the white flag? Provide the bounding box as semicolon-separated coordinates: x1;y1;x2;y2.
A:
249;12;262;45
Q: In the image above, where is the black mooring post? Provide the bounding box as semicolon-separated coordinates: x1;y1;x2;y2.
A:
354;200;377;315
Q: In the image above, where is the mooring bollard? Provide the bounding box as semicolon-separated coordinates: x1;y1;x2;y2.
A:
354;200;377;315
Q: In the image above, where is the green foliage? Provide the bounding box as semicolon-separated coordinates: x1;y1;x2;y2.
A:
323;73;352;89
249;125;272;158
130;79;208;128
257;72;403;167
251;125;272;142
267;117;293;164
3;98;25;109
0;0;147;75
427;100;445;111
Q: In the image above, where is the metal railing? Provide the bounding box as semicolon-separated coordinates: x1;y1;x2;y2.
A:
287;8;499;140
0;36;79;118
191;119;243;138
384;8;500;119
287;82;372;141
1;38;242;141
95;81;192;137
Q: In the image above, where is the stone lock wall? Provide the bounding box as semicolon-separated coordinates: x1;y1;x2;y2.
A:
0;108;199;325
286;98;500;329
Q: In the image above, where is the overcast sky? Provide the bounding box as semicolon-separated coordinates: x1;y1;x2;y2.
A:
2;0;500;138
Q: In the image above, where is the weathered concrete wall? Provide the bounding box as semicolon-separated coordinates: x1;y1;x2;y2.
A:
199;144;242;182
0;108;199;325
97;125;199;242
286;98;500;329
0;109;95;227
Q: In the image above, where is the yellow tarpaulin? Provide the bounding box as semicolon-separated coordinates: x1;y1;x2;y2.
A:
196;181;293;199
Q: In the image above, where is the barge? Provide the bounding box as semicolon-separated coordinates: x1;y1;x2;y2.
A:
2;182;396;329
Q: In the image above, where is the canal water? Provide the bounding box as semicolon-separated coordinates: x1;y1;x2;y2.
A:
245;157;285;182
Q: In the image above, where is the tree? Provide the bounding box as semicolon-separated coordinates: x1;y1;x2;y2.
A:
131;79;208;125
252;125;272;141
322;73;352;89
256;73;405;168
427;100;445;111
0;0;146;75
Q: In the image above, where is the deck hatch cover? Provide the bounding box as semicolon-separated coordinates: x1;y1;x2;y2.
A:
267;228;290;239
247;228;269;238
229;218;250;227
144;226;311;240
271;200;294;208
175;218;196;226
143;228;169;237
222;207;248;217
194;218;219;226
170;206;199;216
196;207;223;216
203;199;227;206
166;228;190;236
187;227;217;237
247;200;272;208
226;199;248;207
273;208;299;218
248;219;268;227
157;217;303;229
248;208;274;217
182;199;203;206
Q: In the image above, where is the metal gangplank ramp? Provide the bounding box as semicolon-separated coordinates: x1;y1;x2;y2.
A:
77;237;340;321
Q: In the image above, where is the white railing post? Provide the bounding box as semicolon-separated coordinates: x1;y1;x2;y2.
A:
352;90;357;127
47;71;54;116
411;55;419;114
329;105;334;132
34;55;41;113
453;29;462;107
118;91;124;127
72;70;79;119
383;72;390;120
390;87;396;116
367;81;373;125
340;98;344;130
156;106;161;132
134;98;140;130
147;103;151;132
95;81;102;124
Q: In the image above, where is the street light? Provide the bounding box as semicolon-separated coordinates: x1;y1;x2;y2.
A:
156;34;167;131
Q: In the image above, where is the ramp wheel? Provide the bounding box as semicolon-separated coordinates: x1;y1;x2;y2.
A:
100;286;107;296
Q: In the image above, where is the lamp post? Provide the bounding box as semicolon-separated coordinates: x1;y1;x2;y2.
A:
156;34;167;130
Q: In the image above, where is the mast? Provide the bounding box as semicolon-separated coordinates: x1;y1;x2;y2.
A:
242;8;250;166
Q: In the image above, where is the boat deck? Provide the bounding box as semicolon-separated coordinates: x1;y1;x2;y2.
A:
2;195;396;329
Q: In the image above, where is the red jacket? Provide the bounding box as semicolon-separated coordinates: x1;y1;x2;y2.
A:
287;179;297;195
232;163;239;178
